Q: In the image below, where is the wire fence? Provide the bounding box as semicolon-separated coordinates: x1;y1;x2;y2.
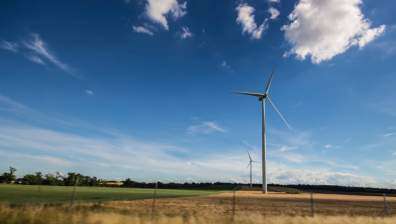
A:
222;188;394;219
1;183;394;220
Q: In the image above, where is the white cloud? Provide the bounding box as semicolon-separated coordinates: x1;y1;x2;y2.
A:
0;40;19;53
384;132;396;137
357;25;386;48
268;7;280;20
145;0;187;30
282;0;386;64
180;26;193;39
187;121;226;135
23;33;75;74
268;164;377;187
372;39;396;56
280;152;306;163
0;121;384;186
236;3;267;40
268;0;280;3
220;60;232;70
324;144;333;149
0;94;30;112
132;25;154;36
0;150;74;168
26;54;46;65
85;89;94;96
271;142;306;163
1;34;77;77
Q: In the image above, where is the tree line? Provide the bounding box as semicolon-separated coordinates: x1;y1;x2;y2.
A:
1;167;395;195
0;167;101;186
0;167;237;189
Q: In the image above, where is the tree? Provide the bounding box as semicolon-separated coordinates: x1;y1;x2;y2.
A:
21;174;38;185
0;166;17;183
64;173;81;186
122;178;137;187
21;172;43;185
43;174;62;186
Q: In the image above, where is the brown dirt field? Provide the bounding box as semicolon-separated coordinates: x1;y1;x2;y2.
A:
221;191;396;202
97;191;396;217
2;191;396;223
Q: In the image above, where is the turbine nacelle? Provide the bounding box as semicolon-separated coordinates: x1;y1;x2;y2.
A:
234;69;292;130
258;94;267;101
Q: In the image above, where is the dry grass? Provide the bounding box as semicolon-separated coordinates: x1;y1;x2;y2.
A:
232;191;396;202
0;204;395;224
1;191;395;224
99;191;396;217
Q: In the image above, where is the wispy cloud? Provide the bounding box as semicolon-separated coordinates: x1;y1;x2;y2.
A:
221;60;229;68
0;34;77;77
133;25;154;36
268;7;280;20
0;94;31;112
0;122;382;186
180;26;193;39
268;164;376;187
26;54;46;65
236;3;267;40
0;40;19;53
23;33;75;75
0;150;73;168
145;0;187;30
85;89;94;96
384;132;396;137
187;121;226;135
220;60;233;72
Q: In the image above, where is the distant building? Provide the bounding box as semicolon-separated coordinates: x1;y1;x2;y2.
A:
102;180;123;187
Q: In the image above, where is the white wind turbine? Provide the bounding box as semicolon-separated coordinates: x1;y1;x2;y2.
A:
236;69;291;193
246;150;257;189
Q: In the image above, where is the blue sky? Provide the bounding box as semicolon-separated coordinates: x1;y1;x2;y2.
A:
0;0;395;187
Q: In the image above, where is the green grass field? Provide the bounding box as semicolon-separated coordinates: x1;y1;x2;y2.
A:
0;184;218;204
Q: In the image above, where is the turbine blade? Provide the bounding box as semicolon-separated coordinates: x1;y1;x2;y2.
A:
267;96;292;130
247;150;252;161
264;68;275;94
234;92;265;98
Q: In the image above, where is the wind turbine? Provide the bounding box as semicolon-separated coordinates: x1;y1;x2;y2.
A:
246;150;257;189
236;69;291;193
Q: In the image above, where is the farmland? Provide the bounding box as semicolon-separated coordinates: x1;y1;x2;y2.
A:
0;184;218;204
0;185;395;224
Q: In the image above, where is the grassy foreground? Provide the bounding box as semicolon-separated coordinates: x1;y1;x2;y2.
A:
0;184;218;204
0;204;395;224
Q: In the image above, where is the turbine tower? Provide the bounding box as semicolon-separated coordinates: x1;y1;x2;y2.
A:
236;69;291;193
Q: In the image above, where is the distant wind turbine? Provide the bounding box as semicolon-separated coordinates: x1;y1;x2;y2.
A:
235;69;291;193
246;150;257;189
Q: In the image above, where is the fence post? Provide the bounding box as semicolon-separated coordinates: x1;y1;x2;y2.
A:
383;193;389;217
69;176;79;207
230;186;239;222
151;181;158;219
310;192;315;217
232;189;236;221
